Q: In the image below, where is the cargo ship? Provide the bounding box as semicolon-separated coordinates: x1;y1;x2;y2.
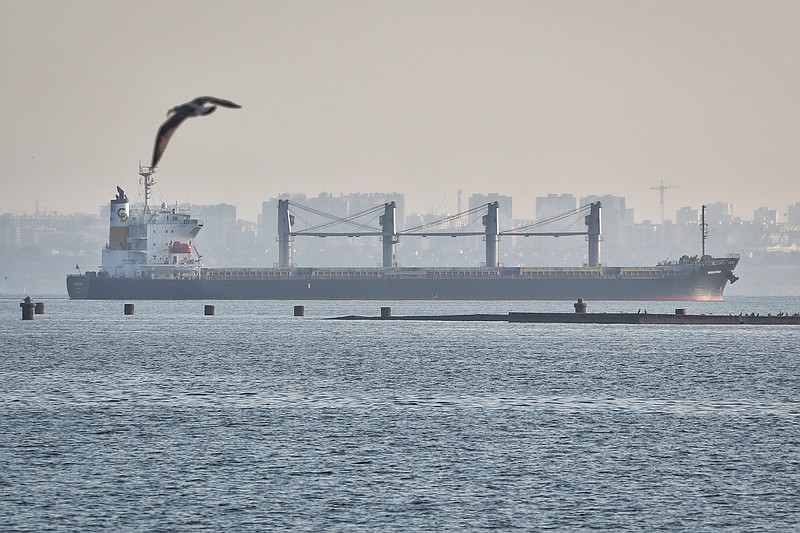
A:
66;171;740;301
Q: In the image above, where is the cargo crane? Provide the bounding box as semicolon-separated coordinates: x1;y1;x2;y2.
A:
279;200;602;269
650;180;680;225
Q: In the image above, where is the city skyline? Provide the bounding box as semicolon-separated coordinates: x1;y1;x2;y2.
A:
2;1;799;224
5;185;800;227
3;187;800;296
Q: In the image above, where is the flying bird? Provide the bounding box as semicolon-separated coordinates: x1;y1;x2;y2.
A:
151;96;241;168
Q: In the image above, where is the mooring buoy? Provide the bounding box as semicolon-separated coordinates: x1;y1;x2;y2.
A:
20;297;35;320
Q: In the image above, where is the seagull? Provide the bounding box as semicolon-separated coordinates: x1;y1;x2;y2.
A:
151;96;241;168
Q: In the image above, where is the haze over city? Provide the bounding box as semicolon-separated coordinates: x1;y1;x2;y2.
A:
2;0;798;222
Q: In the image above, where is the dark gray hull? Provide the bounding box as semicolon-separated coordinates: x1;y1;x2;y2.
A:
67;260;739;301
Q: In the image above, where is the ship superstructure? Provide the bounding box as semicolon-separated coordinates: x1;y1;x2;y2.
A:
98;167;203;280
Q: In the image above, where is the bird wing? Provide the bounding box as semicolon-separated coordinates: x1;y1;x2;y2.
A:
151;110;192;168
193;96;242;109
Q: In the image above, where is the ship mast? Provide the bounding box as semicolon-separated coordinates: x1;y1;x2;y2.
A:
138;163;155;214
701;204;708;256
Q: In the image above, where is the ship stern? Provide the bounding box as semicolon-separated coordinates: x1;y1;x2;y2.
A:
66;274;91;299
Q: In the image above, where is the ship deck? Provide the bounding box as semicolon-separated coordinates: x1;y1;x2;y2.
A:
198;264;721;281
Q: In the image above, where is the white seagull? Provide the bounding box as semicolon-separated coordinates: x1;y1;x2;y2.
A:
151;96;241;168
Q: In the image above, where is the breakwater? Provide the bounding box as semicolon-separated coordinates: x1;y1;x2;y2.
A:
332;310;800;325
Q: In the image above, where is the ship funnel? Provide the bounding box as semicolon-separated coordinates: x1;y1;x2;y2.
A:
108;186;130;250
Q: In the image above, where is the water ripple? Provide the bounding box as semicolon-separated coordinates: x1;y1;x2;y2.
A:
2;390;797;415
1;298;799;532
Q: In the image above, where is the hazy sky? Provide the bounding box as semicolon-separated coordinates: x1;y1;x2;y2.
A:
2;0;798;221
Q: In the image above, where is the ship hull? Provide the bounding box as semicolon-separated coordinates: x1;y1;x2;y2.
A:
67;262;737;301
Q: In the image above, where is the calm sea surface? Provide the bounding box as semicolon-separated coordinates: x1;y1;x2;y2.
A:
1;297;798;531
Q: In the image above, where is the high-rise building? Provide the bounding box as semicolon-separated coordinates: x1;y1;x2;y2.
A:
580;194;628;256
787;203;800;226
468;193;513;231
676;206;699;226
535;194;577;221
529;194;581;262
753;207;777;225
704;202;735;224
191;203;238;266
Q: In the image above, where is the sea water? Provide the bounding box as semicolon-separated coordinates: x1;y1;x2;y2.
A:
1;297;798;531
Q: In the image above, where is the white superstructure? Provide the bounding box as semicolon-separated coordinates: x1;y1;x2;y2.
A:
100;167;203;279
